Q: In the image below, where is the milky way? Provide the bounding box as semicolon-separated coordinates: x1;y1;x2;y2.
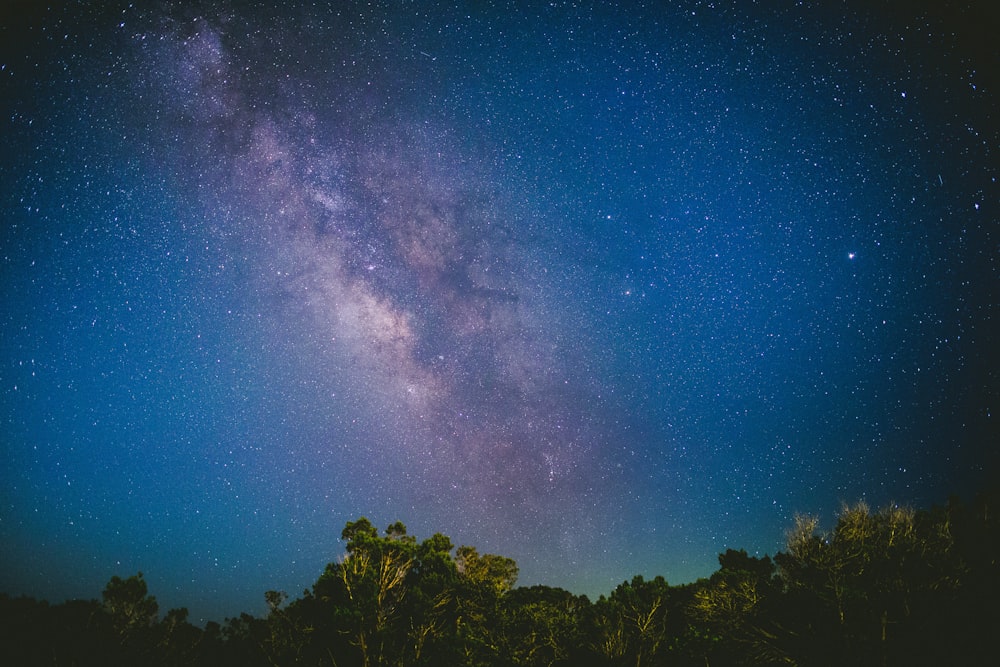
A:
136;8;631;549
2;1;996;623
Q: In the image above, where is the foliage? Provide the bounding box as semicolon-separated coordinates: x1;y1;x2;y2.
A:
3;489;998;666
587;575;671;667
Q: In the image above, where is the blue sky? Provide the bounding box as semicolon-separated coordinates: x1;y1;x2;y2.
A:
2;0;996;623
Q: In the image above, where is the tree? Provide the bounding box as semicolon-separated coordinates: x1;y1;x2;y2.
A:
221;612;271;667
590;575;670;667
456;546;519;596
503;586;588;667
343;517;380;552
156;606;204;667
690;550;789;665
454;546;519;666
7;488;996;667
775;501;962;666
405;533;460;665
310;518;418;667
938;487;1000;665
259;590;314;667
102;572;159;637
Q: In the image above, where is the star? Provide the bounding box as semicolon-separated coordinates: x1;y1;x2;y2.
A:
1;0;994;624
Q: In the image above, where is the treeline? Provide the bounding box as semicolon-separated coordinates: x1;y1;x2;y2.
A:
2;490;998;666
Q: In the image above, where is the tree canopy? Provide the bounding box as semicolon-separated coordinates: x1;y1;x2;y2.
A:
3;489;997;666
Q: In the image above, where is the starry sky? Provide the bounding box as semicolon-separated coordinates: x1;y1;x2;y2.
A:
2;1;997;624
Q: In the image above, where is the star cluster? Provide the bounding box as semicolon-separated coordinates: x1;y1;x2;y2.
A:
2;1;996;623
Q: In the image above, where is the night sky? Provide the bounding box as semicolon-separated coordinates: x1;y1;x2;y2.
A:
2;1;997;624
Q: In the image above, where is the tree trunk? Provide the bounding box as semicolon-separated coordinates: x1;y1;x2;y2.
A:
880;610;888;667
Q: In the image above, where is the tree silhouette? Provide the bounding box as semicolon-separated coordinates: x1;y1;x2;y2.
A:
4;487;998;666
102;572;159;636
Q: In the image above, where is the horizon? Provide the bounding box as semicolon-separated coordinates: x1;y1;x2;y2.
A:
2;0;996;625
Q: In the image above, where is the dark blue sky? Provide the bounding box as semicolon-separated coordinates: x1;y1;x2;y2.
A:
2;1;997;624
